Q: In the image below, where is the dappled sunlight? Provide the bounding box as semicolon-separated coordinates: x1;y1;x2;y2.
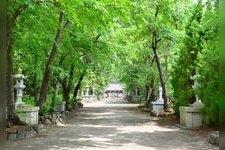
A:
60;137;112;142
84;103;139;108
78;124;118;128
117;125;179;134
78;111;117;117
6;101;218;150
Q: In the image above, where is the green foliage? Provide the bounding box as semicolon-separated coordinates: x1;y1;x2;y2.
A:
23;94;53;114
22;95;35;106
171;1;204;114
171;1;219;127
9;0;218;126
197;0;219;126
40;94;53;114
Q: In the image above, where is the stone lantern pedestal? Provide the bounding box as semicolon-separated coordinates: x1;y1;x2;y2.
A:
16;105;40;125
179;106;203;128
179;74;204;129
14;68;40;125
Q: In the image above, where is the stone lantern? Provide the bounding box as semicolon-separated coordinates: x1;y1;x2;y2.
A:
14;68;26;106
85;85;90;96
92;87;95;96
179;73;204;129
14;68;40;125
150;85;164;112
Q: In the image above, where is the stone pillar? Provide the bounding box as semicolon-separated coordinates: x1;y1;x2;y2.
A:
85;85;90;96
135;87;138;96
92;88;95;96
84;85;90;101
81;90;84;97
14;68;26;106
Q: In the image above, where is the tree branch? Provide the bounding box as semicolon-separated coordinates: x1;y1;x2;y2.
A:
63;20;71;29
155;4;160;18
93;34;101;41
11;5;28;25
159;42;171;57
150;56;156;67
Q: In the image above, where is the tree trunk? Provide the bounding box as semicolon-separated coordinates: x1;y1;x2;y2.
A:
146;79;155;107
6;4;28;125
36;12;64;108
33;55;38;102
149;79;155;101
51;77;59;111
66;64;75;103
152;32;169;110
73;70;85;101
6;3;15;121
150;4;169;111
60;64;75;109
6;32;15;121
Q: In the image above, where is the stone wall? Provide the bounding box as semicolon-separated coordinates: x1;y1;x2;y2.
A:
207;131;219;146
39;102;83;125
39;111;69;125
6;125;39;140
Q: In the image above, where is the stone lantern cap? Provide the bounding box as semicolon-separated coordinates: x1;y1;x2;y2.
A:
14;68;25;79
85;84;90;88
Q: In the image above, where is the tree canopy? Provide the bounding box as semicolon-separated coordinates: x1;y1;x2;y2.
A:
6;0;219;126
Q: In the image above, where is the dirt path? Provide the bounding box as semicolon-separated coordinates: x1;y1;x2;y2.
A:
6;98;218;150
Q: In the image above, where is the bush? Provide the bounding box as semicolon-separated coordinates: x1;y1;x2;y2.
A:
40;94;53;114
172;97;189;116
22;95;35;106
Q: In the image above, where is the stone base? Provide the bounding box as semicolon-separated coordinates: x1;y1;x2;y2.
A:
150;99;164;112
152;104;164;112
16;105;39;125
179;106;203;128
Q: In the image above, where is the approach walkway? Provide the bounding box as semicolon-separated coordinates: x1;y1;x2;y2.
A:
6;98;218;150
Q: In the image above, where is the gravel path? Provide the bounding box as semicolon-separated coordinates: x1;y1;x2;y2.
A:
6;98;218;150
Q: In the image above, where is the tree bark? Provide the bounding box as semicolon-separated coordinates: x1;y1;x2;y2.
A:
6;3;16;121
36;12;64;108
33;54;38;102
73;70;85;101
51;76;59;111
60;63;75;108
6;31;15;120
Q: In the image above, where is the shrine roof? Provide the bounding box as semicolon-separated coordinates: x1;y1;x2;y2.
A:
104;83;123;91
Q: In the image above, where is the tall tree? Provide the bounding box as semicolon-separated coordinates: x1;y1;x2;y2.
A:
36;11;70;108
6;0;28;122
197;0;219;126
171;0;204;114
